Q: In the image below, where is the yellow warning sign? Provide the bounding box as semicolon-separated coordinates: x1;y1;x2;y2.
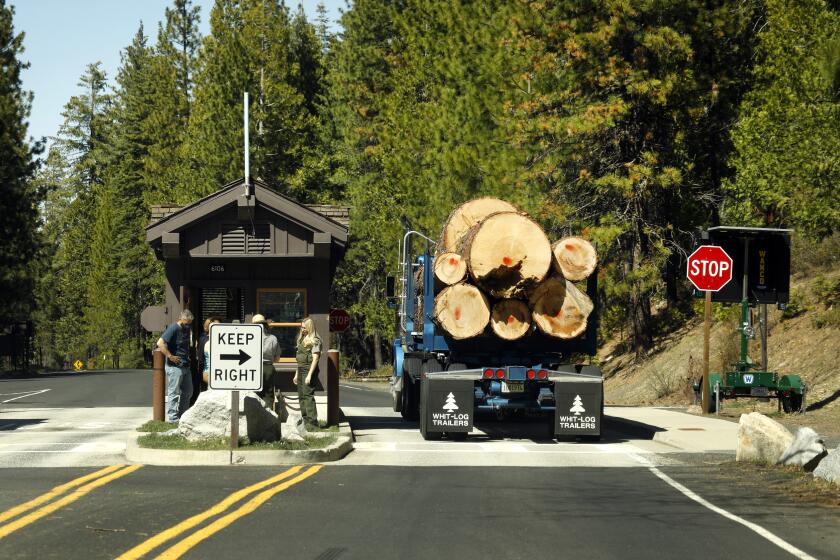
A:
73;359;83;371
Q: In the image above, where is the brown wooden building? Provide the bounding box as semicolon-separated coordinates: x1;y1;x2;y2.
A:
146;178;348;382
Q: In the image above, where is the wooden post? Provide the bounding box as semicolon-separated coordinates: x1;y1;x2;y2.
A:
152;349;165;421
327;350;340;426
701;290;712;414
231;390;239;449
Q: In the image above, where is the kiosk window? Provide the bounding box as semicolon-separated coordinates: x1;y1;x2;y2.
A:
256;289;306;362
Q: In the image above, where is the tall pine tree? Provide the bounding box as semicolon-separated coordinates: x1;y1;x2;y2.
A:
0;1;43;326
50;63;112;362
725;0;840;238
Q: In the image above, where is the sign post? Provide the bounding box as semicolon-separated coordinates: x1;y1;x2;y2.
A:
687;245;733;414
209;323;264;449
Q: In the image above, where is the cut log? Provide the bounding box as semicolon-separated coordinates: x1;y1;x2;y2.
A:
433;284;490;340
552;236;597;281
460;212;552;298
439;198;518;253
433;252;467;287
490;299;532;341
529;276;593;339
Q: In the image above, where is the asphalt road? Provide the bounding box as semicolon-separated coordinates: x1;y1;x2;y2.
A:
0;372;837;559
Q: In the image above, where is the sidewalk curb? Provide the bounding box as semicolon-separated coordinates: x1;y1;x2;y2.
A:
126;422;354;466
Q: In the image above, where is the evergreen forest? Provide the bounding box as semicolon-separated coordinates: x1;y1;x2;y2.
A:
1;0;838;371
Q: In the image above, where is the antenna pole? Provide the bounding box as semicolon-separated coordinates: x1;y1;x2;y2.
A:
244;91;250;193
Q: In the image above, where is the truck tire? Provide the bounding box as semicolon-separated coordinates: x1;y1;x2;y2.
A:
400;357;422;421
392;387;402;413
401;377;420;421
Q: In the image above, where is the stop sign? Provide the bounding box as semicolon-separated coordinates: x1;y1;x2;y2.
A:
329;309;351;332
687;245;733;292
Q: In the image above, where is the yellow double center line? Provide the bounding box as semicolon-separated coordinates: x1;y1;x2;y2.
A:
117;464;322;560
0;464;143;539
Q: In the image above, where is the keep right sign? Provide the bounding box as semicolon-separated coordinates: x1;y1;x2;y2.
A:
687;245;733;292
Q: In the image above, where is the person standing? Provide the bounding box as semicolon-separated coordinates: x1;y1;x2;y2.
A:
252;314;280;409
156;310;194;422
293;317;321;429
201;317;220;386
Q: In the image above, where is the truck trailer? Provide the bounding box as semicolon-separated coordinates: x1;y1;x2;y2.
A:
388;231;604;441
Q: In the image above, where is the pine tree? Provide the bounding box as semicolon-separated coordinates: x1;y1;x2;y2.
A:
50;63;113;362
508;0;760;355
725;0;840;238
105;24;164;366
326;0;405;367
0;1;43;325
32;148;71;367
85;183;123;367
146;0;202;204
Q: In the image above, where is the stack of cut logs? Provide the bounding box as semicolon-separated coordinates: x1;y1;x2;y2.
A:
432;198;597;341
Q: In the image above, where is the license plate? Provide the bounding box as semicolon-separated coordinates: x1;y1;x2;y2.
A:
750;386;769;397
502;381;524;393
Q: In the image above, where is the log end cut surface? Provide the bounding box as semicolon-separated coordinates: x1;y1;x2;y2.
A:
491;299;531;340
433;284;490;340
464;212;552;299
530;277;592;339
433;252;467;286
440;197;518;252
552;236;597;281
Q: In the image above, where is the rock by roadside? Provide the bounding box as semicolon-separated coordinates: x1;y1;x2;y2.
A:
779;427;828;471
178;389;292;443
736;412;793;464
814;447;840;485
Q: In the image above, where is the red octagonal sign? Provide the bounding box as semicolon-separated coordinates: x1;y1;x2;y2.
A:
687;245;733;292
329;308;351;333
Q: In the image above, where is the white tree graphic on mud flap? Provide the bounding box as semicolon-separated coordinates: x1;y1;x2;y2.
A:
443;392;459;412
570;395;585;416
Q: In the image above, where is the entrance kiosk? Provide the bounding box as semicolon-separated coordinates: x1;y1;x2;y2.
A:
146;178;348;396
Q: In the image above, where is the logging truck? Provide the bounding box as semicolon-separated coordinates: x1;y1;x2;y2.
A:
387;198;605;441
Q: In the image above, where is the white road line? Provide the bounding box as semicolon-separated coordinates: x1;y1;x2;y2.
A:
619;449;818;560
0;389;51;404
0;430;129;434
339;384;376;391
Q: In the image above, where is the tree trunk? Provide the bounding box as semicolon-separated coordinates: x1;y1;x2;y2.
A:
373;330;382;369
629;226;653;357
459;212;552;298
490;299;531;340
433;283;490;340
439;197;518;252
433;252;467;288
529;276;593;339
552;236;597;281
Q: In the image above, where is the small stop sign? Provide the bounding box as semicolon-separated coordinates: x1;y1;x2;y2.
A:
687;245;733;292
329;309;351;332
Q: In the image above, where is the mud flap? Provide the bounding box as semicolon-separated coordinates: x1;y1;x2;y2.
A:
421;377;474;438
554;382;602;437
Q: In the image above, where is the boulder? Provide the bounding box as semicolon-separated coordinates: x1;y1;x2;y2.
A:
779;427;828;471
814;447;840;485
177;390;253;442
736;412;794;464
243;395;281;443
281;411;308;443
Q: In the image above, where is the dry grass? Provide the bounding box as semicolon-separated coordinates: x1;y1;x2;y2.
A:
716;461;840;509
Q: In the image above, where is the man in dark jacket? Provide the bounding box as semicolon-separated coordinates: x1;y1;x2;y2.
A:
156;310;194;422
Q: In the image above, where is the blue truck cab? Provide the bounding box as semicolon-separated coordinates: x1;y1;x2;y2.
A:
389;231;604;441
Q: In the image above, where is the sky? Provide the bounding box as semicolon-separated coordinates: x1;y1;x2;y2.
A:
11;0;346;150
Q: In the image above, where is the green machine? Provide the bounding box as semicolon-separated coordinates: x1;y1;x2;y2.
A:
694;227;805;414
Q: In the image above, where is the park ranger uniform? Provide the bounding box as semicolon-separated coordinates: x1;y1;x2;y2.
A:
296;337;321;427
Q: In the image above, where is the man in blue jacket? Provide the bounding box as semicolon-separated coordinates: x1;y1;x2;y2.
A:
156;310;194;422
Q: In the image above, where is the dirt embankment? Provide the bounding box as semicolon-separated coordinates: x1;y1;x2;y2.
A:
601;245;840;438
